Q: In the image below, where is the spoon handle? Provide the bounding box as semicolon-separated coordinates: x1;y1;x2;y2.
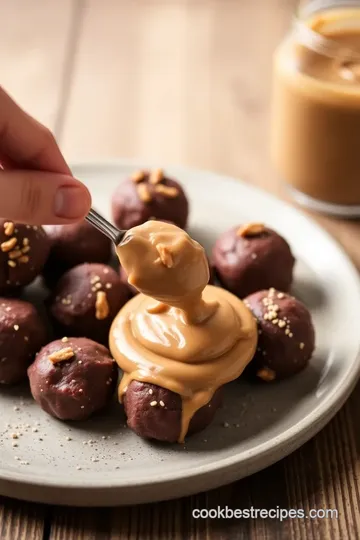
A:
85;208;126;245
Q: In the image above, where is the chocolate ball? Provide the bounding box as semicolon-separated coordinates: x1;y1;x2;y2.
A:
49;263;130;345
211;223;295;298
28;337;118;421
123;380;223;443
0;220;50;295
244;289;315;381
0;298;46;384
111;169;189;230
43;221;112;287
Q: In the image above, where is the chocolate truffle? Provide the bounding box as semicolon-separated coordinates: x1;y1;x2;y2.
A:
0;298;46;385
111;169;189;230
28;337;117;421
49;263;129;344
211;223;295;298
244;288;315;381
123;381;223;443
43;221;112;287
0;220;50;295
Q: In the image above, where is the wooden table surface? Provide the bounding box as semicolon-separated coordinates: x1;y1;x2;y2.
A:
1;0;360;538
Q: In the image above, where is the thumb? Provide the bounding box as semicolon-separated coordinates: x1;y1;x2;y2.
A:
0;170;91;225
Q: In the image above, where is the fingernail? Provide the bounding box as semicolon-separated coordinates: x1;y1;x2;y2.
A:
54;186;89;219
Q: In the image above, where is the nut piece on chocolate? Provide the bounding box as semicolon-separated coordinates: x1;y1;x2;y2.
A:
49;263;130;345
122;380;223;443
211;224;295;298
28;337;118;421
0;298;47;385
42;221;112;288
0;220;50;295
244;289;315;380
111;169;189;230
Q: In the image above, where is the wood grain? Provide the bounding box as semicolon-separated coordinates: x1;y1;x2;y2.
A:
1;0;360;539
0;497;47;540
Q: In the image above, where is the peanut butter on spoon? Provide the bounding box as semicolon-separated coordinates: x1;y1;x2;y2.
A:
109;221;258;442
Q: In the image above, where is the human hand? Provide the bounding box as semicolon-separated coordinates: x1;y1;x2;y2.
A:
0;87;91;224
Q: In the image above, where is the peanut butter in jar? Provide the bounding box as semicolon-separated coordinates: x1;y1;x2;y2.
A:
271;1;360;216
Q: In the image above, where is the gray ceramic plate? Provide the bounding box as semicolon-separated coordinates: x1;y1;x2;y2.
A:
0;160;359;507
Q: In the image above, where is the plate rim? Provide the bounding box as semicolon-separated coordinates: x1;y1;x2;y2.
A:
1;158;359;505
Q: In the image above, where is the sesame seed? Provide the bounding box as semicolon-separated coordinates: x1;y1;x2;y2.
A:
8;261;16;268
61;337;69;343
80;406;85;409
272;319;279;325
105;283;112;289
150;401;157;407
251;253;257;260
285;329;290;335
159;400;165;407
223;422;230;428
300;342;305;349
148;388;153;395
103;268;109;274
289;333;293;338
278;320;286;328
13;325;19;331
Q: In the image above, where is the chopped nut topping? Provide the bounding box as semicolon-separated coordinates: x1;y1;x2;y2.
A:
4;222;14;236
21;246;30;254
61;337;69;343
257;367;276;382
131;170;146;183
22;238;29;246
95;291;110;320
236;223;266;237
13;325;19;331
277;292;285;299
90;275;100;284
7;260;16;268
9;250;23;260
156;244;173;268
49;347;75;364
149;168;163;184
1;238;17;252
299;342;305;350
137;183;152;203
154;184;179;198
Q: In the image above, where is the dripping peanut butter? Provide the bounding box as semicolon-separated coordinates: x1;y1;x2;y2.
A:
109;221;257;442
272;8;360;210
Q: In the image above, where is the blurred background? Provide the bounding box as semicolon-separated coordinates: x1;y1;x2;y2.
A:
0;0;295;194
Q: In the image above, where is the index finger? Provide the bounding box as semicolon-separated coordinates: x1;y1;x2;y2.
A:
0;86;71;174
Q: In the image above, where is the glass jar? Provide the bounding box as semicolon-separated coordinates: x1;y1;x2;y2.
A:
271;0;360;217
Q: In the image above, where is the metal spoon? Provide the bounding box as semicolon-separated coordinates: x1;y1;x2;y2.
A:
85;208;126;245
